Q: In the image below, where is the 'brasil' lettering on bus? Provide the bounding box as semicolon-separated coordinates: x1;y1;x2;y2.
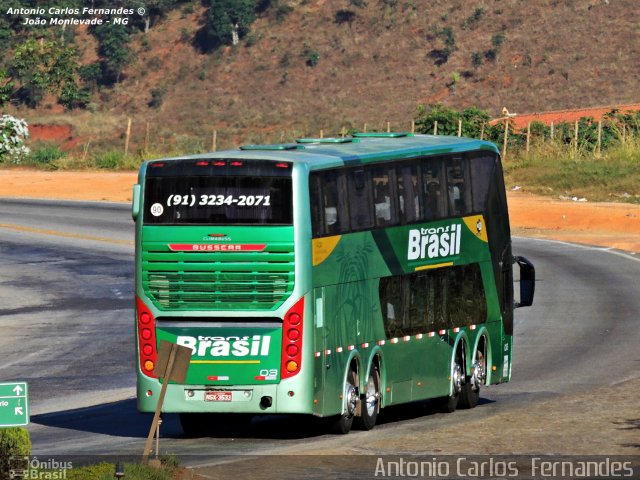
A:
177;335;272;358
407;223;462;260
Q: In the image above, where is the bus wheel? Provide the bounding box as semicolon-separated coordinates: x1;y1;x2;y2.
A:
438;359;463;413
356;365;380;431
460;351;485;409
330;369;358;434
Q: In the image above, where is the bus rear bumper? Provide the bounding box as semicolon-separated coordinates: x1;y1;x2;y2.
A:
137;376;313;415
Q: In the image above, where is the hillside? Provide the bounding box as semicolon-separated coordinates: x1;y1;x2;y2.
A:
5;0;640;152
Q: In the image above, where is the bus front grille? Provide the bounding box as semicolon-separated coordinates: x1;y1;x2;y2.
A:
141;244;295;310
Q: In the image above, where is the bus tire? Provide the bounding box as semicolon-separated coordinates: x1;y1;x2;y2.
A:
459;350;484;409
356;365;380;431
437;357;463;413
330;369;358;434
459;382;479;409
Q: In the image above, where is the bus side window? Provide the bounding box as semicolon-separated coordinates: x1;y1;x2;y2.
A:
379;276;404;339
446;158;472;216
408;272;429;334
309;174;324;236
468;153;496;213
396;163;420;224
312;170;349;236
348;169;374;230
421;158;444;220
371;167;396;227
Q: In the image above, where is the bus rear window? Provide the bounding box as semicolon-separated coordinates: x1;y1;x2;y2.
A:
143;175;293;225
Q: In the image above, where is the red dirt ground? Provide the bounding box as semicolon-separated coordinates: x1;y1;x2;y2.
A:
493;103;640;129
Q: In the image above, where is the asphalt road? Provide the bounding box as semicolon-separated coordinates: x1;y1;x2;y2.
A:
1;199;639;465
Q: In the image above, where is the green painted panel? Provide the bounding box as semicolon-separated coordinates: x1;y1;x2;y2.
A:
156;326;282;386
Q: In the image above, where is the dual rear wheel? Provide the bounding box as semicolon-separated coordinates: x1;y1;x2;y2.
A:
438;347;485;412
331;364;381;434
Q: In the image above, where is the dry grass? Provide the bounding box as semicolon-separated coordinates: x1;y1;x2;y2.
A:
504;136;640;203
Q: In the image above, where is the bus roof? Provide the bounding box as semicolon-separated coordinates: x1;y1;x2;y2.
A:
145;134;499;170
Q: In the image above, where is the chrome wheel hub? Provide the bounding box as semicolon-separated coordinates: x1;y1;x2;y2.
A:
365;376;379;417
472;359;486;389
345;383;359;417
452;362;463;394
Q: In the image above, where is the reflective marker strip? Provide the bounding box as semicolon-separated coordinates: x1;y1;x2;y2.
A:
316;327;478;356
207;376;229;381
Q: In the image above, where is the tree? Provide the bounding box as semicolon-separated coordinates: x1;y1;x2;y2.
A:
10;39;81;107
92;23;134;84
0;69;15;106
414;103;491;139
195;0;257;52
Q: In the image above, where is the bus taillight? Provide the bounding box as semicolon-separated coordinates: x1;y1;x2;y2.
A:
136;297;158;378
281;297;304;380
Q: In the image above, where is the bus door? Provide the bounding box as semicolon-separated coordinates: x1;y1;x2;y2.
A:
312;287;332;415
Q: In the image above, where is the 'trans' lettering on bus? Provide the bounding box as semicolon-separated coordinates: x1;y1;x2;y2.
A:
407;224;462;260
177;335;271;357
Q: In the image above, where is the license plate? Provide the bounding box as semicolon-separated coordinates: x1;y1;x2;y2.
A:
205;391;232;402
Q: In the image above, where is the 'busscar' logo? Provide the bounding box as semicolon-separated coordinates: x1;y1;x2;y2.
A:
177;335;271;357
407;224;462;260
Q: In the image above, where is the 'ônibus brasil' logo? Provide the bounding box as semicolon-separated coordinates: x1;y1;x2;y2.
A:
177;335;271;357
407;223;462;261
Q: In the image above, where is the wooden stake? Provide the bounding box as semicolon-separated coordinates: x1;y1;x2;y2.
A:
526;121;531;153
320;129;324;139
82;139;91;163
124;117;132;156
144;122;150;153
457;119;462;137
363;123;368;133
550;121;554;141
433;121;438;135
211;129;217;152
574;120;579;152
142;345;177;464
387;121;391;133
597;119;602;154
502;119;509;160
480;122;485;140
411;120;415;134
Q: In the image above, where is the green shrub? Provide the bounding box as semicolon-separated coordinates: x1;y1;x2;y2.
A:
0;427;32;478
95;150;125;169
148;88;166;109
30;144;66;165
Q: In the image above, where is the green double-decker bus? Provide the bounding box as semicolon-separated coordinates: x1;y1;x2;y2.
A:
132;133;534;434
